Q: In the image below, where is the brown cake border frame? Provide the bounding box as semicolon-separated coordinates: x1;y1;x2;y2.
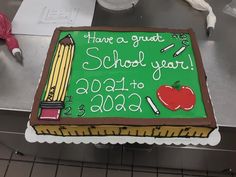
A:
30;27;216;128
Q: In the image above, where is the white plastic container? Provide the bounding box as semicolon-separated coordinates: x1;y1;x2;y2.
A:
97;0;140;11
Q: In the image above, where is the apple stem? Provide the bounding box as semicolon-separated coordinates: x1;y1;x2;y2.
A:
172;81;181;90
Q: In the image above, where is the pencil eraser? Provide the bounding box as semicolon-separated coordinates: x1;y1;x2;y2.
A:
39;108;60;120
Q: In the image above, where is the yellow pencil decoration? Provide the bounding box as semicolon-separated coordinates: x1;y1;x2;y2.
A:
44;43;63;102
41;34;75;109
61;44;74;100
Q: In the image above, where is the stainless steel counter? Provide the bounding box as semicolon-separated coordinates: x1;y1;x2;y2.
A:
1;0;236;127
1;0;236;171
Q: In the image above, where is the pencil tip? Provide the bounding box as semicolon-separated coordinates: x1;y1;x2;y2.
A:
207;27;214;37
60;34;74;45
66;34;72;39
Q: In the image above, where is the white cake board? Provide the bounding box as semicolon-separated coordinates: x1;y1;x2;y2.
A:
25;122;221;146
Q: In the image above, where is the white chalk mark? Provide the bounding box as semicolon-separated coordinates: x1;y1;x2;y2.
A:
160;43;175;53
146;96;160;115
173;46;187;57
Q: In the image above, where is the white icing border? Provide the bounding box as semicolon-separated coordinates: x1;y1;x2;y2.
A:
25;122;221;146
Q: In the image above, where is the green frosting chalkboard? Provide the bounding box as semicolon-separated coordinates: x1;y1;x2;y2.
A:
40;29;207;119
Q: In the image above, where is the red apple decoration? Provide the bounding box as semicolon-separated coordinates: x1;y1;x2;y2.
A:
157;81;195;111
